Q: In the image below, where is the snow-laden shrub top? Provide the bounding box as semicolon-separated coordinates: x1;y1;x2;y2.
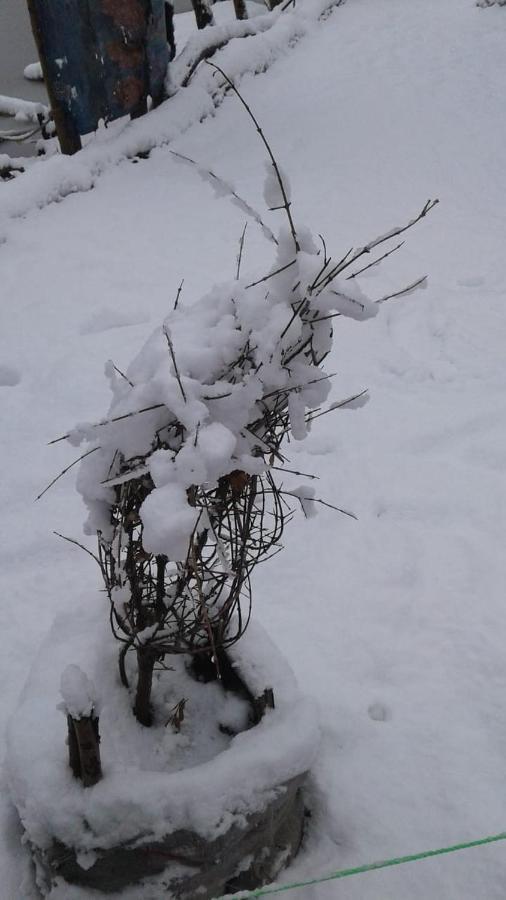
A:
62;148;432;666
76;220;375;559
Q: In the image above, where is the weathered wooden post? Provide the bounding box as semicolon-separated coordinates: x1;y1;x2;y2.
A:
60;665;102;788
191;0;215;29
67;713;102;788
25;0;82;154
25;0;169;155
233;0;248;20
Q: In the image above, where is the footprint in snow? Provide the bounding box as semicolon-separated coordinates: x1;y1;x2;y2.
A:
80;308;148;336
368;702;390;723
0;364;21;387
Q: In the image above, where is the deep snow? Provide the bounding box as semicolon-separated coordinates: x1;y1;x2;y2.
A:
1;0;506;897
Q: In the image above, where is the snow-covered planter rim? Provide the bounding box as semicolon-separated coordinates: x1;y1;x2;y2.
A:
7;591;318;854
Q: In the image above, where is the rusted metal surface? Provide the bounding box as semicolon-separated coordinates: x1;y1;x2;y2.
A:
26;0;168;140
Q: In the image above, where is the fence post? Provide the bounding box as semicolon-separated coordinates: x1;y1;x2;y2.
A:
25;0;82;154
66;713;102;787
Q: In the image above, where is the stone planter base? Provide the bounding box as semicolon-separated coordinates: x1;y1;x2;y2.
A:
7;595;319;898
41;773;306;897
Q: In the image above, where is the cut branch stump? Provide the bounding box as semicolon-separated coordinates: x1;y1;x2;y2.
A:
67;713;102;787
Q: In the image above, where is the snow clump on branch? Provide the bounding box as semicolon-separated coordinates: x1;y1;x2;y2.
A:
75;203;376;561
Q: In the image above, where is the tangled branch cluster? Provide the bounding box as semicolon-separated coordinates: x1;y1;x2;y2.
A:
95;229;355;667
46;66;436;723
101;444;286;664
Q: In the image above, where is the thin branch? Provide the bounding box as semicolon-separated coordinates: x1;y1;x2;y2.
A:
53;531;103;568
318;233;329;266
307;272;427;324
35;446;99;501
270;465;319;480
245;258;296;289
49;404;166;445
306;389;369;423
314;200;438;291
110;362;134;388
173;279;184;311
278;296;310;342
280;491;357;520
169;149;277;245
201;390;233;401
100;464;149;488
304;311;342;324
376;275;427;305
329;288;367;316
262;371;336;401
206;61;300;253
163;327;187;403
310;247;352;291
347;240;405;280
236;222;248;280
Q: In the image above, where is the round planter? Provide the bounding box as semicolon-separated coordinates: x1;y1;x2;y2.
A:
7;593;319;898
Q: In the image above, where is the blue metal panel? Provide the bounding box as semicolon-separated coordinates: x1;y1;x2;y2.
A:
29;0;168;136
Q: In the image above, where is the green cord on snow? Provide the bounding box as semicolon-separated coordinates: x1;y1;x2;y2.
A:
222;830;506;898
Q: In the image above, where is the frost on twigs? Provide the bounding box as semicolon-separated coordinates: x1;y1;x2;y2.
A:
51;69;436;726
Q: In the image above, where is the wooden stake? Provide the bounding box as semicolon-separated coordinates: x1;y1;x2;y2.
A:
191;0;215;29
233;0;249;20
25;0;82;154
67;713;102;787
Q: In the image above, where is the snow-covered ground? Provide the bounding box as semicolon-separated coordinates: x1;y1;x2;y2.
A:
1;0;506;897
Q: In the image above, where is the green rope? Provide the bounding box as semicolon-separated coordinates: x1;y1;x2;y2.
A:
223;831;506;898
